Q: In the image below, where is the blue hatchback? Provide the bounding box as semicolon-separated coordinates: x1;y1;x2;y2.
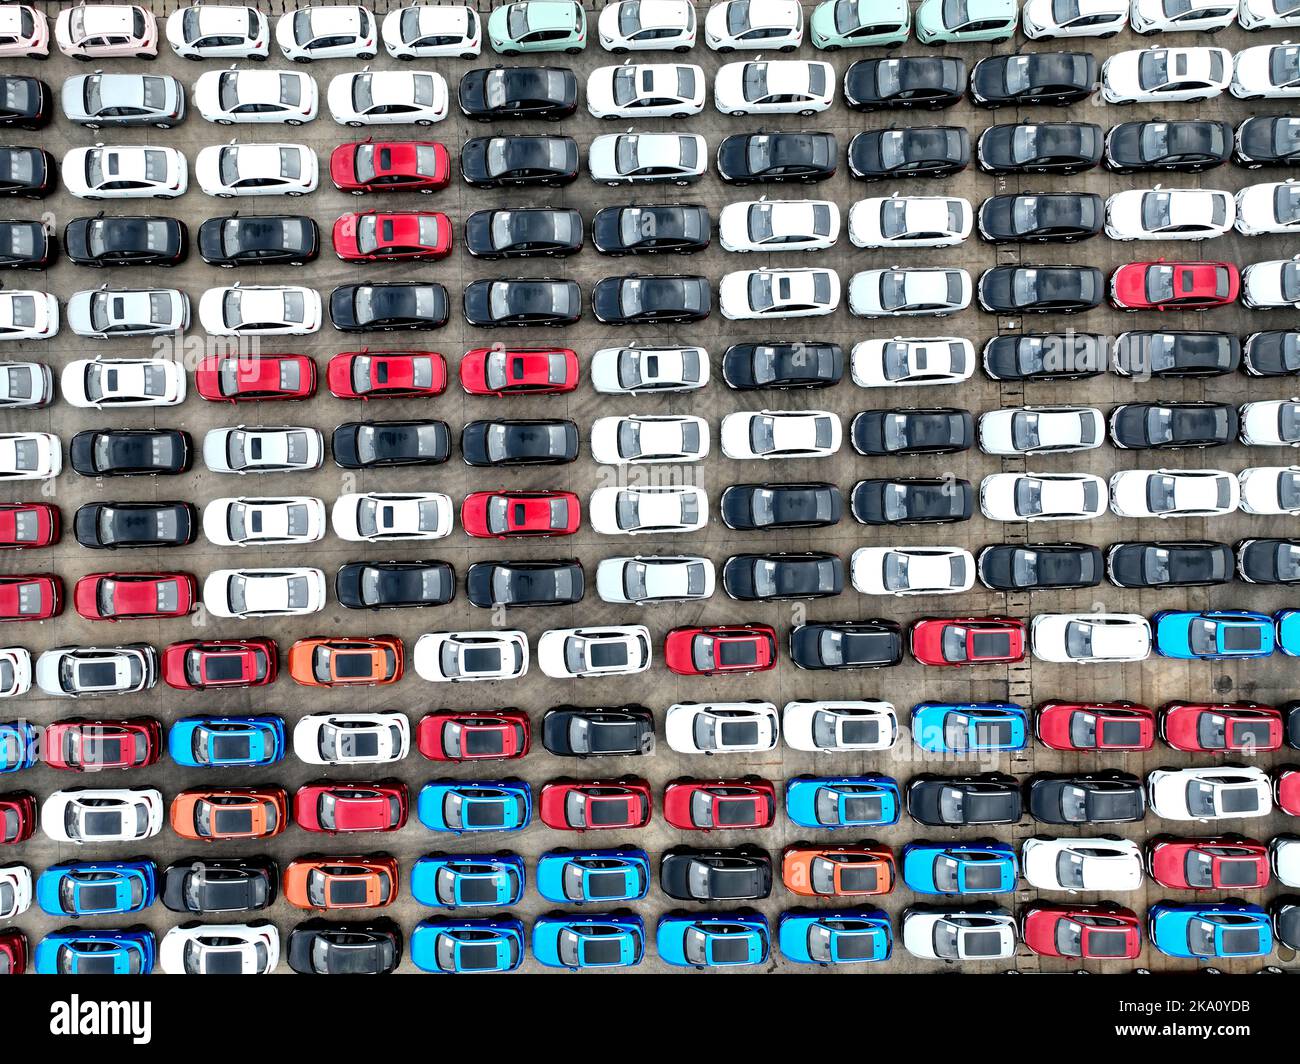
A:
36;860;158;916
418;780;532;834
1274;609;1300;656
785;775;900;828
535;848;651;904
1147;901;1273;959
0;721;37;773
532;912;645;970
911;702;1027;753
168;715;286;768
410;917;525;973
410;854;525;908
901;841;1017;895
656;912;769;968
778;908;893;965
1153;610;1275;660
34;928;155;975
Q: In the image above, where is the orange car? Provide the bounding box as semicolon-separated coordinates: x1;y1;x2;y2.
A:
781;843;896;898
170;787;288;842
282;853;400;911
286;636;403;688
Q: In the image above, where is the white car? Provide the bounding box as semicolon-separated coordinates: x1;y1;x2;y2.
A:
595;555;715;604
195;142;318;197
848;195;972;250
719;267;840;319
193;69;318;125
664;701;780;754
383;3;480;59
276;5;377;62
1240;398;1300;446
1242;256;1300;309
202;496;327;548
41;788;164;844
0;362;49;408
55;4;157;60
60;357;185;408
327;70;449;126
901;908;1017;962
1132;0;1238;32
600;0;696;51
0;5;46;58
1239;0;1300;30
167;5;270;60
537;625;652;678
199;284;322;335
851;337;974;388
67;287;189;338
1108;468;1239;517
980;472;1109;521
782;700;897;752
978;406;1106;455
159;924;279;976
0;291;57;341
590;345;709;394
203;426;324;475
705;0;803;51
1147;766;1273;820
1022;0;1129;36
1272;837;1300;886
0;432;60;480
34;645;156;698
0;647;31;699
719;409;841;460
590;414;709;465
62;146;186;200
413;630;529;683
587;63;705;119
589;485;708;535
203;567;327;619
1100;46;1232;103
1030;613;1153;663
714;60;834;116
848;268;972;317
718;198;840;253
1236;180;1300;235
588;132;707;186
1105;186;1234;240
0;865;30;918
851;546;975;596
331;492;453;541
1239;465;1300;514
1021;837;1144;892
1233;42;1300;99
293;712;410;766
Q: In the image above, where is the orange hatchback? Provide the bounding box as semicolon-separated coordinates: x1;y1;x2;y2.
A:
287;636;403;688
781;843;896;898
283;854;400;911
170;787;288;842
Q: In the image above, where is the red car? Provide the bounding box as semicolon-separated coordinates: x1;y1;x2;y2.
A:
1147;835;1270;890
662;777;776;831
332;211;453;263
0;574;60;620
0;929;26;974
326;349;447;400
329;140;451;195
73;571;197;622
909;616;1025;666
459;347;579;396
1020;902;1141;960
1277;768;1300;815
1035;701;1156;752
1110;260;1239;311
416;710;531;762
1160;701;1283;754
161;638;278;691
663;624;777;676
294;780;409;834
195;354;317;402
0;503;58;548
44;718;163;772
460;490;580;539
538;778;653;831
0;792;36;844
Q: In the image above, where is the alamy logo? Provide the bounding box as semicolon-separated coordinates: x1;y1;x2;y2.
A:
49;996;152;1045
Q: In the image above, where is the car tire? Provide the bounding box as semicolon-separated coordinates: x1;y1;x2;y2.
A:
286;119;303;126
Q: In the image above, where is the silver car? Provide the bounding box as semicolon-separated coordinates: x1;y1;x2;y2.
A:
0;361;52;407
66;287;189;338
61;72;185;128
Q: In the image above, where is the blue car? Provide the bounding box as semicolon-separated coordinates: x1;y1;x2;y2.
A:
656;912;769;968
1153;610;1275;660
911;702;1027;753
785;775;900;829
778;908;893;965
409;917;525;973
531;912;645;969
36;860;158;917
1274;609;1300;656
901;841;1017;895
34;927;155;975
168;715;286;768
418;780;532;834
535;848;651;904
0;721;37;773
1147;901;1273;959
410;854;525;908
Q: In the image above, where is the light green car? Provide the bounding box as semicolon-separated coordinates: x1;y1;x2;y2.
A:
810;0;911;49
488;0;587;55
915;0;1019;43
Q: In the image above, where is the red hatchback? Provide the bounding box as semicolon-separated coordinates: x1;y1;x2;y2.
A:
1147;835;1270;890
0;574;60;620
416;710;530;762
539;778;653;831
0;792;37;844
1035;701;1156;752
664;624;777;676
195;354;317;402
161;638;278;691
1277;768;1300;815
459;347;579;396
662;777;777;831
73;571;197;622
330;140;451;195
1160;701;1283;753
909;617;1025;666
326;349;447;400
0;503;58;548
332;211;453;263
1020;903;1141;960
0;929;26;974
461;490;580;539
44;718;163;772
294;780;409;834
1110;260;1239;311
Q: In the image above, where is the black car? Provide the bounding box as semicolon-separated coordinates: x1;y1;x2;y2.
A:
1026;771;1145;825
0;147;55;198
463;278;582;327
287;919;403;976
591;274;709;324
715;131;838;185
1235;116;1300;168
906;773;1023;827
460;135;580;188
969;52;1097;107
64;215;187;268
161;857;278;915
0;220;55;269
461;418;579;467
196;214;319;268
73;501;196;549
1237;538;1300;585
720;482;842;531
1114;330;1240;378
331;420;452;469
465;559;584;609
848;128;969;180
842;56;966;111
1106;540;1233;589
977;543;1104;591
977;192;1103;244
721;552;843;601
721;342;843;389
850;408;973;456
977;264;1102;315
1244;330;1300;376
69;429;191;477
982;332;1107;381
659;847;772;902
542;706;656;758
335;560;455;609
458;67;578;122
591;205;711;255
1109;402;1237;449
0;76;49;130
1286;703;1300;748
464;207;582;259
1104;119;1233;174
329;282;450;331
976;122;1103;175
788;620;903;670
851;477;973;525
1273;898;1300;951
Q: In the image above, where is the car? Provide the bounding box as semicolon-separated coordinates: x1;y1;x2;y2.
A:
719;271;840;324
977;121;1103;175
1133;0;1238;32
598;0;696;52
594;274;709;324
1240;0;1300;28
276;5;376;62
782;843;897;899
61;357;184;410
0;573;57;620
460;135;578;192
335;561;455;611
722;552;842;600
55;4;157;60
786;776;901;829
662;778;776;832
977;265;1102;314
533;913;645;970
0;502;57;550
333;211;452;264
716;131;837;184
159;922;278;975
590;345;708;395
417;780;530;834
193;69;317;126
1100;46;1232;104
282;855;399;911
1148;836;1270;891
1148;901;1273;959
849;196;971;249
168;715;285;770
1243;258;1300;311
198;284;322;336
536;849;650;905
410;854;525;909
664;625;776;677
458;66;578;122
1113;330;1239;377
589;485;708;536
1273;837;1300;886
34;645;156;698
664;702;778;755
541;706;655;759
660;847;772;902
75;502;192;552
40;787;163;844
1238;537;1300;587
195;143;317;199
64;215;185;269
1108;467;1239;518
788;623;904;671
1278;768;1300;814
461;419;577;467
464;207;581;260
1160;701;1284;752
592;413;709;465
203;425;323;474
978;406;1106;455
330;282;449;332
161;639;277;692
1030;613;1152;663
0;649;30;699
327;70;449;127
910;618;1026;667
914;0;1018;42
1105;187;1235;243
540;778;653;831
982;333;1106;383
720;410;840;459
1154;612;1276;661
719;199;838;254
488;0;586;54
0;224;54;273
465;559;584;610
1235;116;1300;168
69;429;190;479
0;793;35;845
331;492;453;541
1237;179;1300;236
62;72;184;128
969;52;1098;107
198;215;319;270
902;842;1016;896
166;4;268;60
591;204;710;257
0;78;48;133
1022;837;1144;893
203;496;325;549
0;6;47;58
287;640;405;690
332;421;450;469
977;543;1103;593
73;572;195;623
595;554;715;604
410;917;524;973
1148;765;1273;820
851;546;975;597
296;779;410;834
35;860;153;918
1022;0;1128;36
848;128;969;181
171;787;288;842
416;710;531;763
722;482;841;531
908;773;1024;827
977;192;1102;244
463;278;581;328
462;490;580;539
911;702;1028;753
537;626;651;679
331;139;451;194
849;268;972;317
287;918;402;975
843;57;965;111
1021;902;1142;960
460;346;577;396
656;912;769;968
383;3;479;59
1105;119;1233;174
1028;771;1147;824
900;906;1018;961
587;62;704;120
412;630;529;683
705;0;802;50
714;59;834;117
34;929;154;976
202;566;327;619
0;721;36;772
851;408;973;456
1106;540;1233;589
